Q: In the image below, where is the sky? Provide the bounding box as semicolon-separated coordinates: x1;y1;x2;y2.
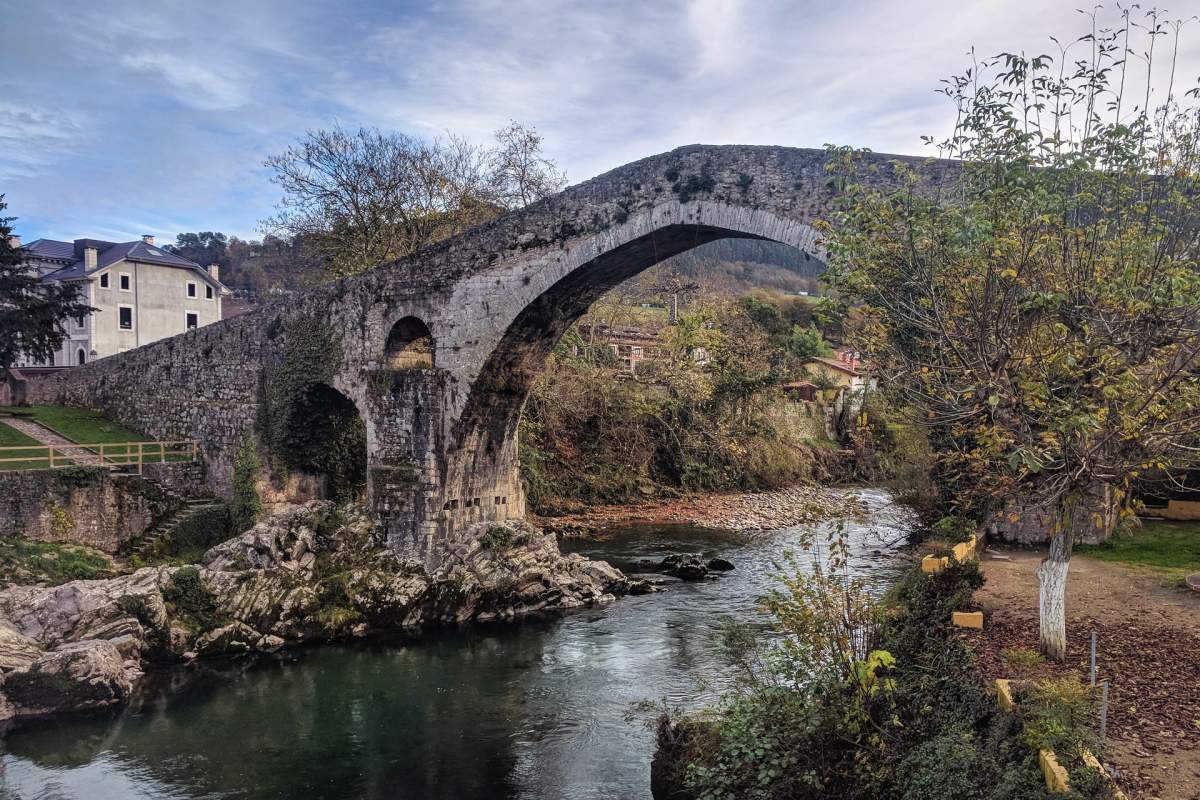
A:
3;0;1199;244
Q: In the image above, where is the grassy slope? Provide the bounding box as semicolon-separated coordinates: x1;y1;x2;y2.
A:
13;405;146;443
0;420;50;470
1078;519;1200;582
0;538;113;585
8;406;185;464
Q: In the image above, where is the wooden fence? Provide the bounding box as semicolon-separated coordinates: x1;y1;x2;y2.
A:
0;440;198;474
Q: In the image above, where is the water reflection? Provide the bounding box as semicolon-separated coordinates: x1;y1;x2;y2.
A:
1;489;913;800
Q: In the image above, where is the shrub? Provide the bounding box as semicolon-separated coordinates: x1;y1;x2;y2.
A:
161;566;226;632
1018;676;1098;757
478;524;533;550
230;434;262;533
896;728;982;800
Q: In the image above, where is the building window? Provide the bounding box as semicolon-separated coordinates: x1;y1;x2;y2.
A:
187;281;197;298
206;285;214;300
186;312;198;330
119;306;133;329
74;315;86;331
77;349;86;366
99;272;109;288
119;273;131;291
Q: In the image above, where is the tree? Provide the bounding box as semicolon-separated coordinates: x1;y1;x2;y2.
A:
787;324;832;359
263;122;565;279
0;198;94;377
825;10;1200;659
167;231;228;268
488;120;567;209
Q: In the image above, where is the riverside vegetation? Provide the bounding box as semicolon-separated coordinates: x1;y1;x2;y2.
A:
652;558;1117;800
519;289;876;514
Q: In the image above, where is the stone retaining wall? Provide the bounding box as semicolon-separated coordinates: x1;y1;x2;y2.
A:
0;464;199;552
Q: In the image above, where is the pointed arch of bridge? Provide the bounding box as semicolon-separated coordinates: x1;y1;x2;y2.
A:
451;202;823;463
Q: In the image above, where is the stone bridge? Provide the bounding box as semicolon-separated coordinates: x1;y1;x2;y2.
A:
27;145;950;567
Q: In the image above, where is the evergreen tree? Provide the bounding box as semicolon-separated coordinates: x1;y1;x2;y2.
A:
0;198;94;375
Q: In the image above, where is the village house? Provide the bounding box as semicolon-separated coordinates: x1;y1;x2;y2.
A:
10;234;228;367
574;323;663;374
800;350;870;392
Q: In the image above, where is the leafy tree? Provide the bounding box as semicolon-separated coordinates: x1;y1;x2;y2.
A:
787;324;832;359
263;122;565;279
824;10;1200;659
488;120;567;209
167;231;228;268
0;198;94;376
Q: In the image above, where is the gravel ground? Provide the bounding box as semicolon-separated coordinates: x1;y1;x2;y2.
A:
535;484;866;537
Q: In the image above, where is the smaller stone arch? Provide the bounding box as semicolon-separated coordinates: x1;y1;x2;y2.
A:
77;348;86;366
384;316;435;369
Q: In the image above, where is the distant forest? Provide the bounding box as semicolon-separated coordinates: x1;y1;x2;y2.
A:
660;239;825;295
168;231;824;298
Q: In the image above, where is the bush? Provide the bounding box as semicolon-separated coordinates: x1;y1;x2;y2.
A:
662;558;1058;800
478;524;533;550
896;728;982;800
230;434;262;533
1017;676;1099;757
161;566;226;632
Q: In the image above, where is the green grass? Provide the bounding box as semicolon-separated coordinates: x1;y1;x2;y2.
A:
0;420;52;470
4;406;187;464
1078;519;1200;581
0;537;113;586
10;405;146;444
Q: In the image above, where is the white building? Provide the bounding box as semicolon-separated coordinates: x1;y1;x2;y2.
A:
12;235;228;366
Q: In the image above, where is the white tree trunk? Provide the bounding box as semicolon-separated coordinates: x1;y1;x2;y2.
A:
1036;529;1074;661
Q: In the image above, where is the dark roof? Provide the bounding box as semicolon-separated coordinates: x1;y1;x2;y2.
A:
21;238;222;287
23;239;75;261
96;241;198;270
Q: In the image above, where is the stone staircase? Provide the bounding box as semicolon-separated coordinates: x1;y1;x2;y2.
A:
123;497;224;563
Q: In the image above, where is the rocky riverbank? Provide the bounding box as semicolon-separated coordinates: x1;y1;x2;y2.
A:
538;484;865;538
0;502;637;729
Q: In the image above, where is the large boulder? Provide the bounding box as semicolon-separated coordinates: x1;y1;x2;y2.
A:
0;623;43;672
4;639;133;718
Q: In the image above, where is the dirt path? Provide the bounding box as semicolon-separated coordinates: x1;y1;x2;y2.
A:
972;549;1200;800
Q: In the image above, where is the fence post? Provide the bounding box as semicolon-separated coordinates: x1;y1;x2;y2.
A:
1089;630;1097;687
48;446;55;469
1099;680;1110;743
137;441;144;475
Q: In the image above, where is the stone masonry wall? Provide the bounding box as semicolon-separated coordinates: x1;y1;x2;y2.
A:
0;467;187;553
23;145;957;567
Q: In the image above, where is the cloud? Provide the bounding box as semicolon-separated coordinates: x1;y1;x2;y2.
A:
118;52;251;111
3;0;1199;243
0;103;89;181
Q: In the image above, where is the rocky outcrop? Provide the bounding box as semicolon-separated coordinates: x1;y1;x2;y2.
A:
0;502;631;728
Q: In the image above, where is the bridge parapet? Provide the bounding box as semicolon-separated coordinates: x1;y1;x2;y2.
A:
26;144;953;566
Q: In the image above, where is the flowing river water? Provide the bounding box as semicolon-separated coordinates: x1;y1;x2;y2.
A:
0;489;915;800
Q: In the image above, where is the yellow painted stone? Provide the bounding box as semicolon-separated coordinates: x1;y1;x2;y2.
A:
952;611;984;629
1039;749;1069;793
995;679;1014;711
921;555;948;573
1081;751;1127;800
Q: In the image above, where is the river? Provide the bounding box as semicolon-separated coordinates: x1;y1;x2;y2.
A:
0;488;914;800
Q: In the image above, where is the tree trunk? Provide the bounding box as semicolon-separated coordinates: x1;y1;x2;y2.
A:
1035;526;1075;661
